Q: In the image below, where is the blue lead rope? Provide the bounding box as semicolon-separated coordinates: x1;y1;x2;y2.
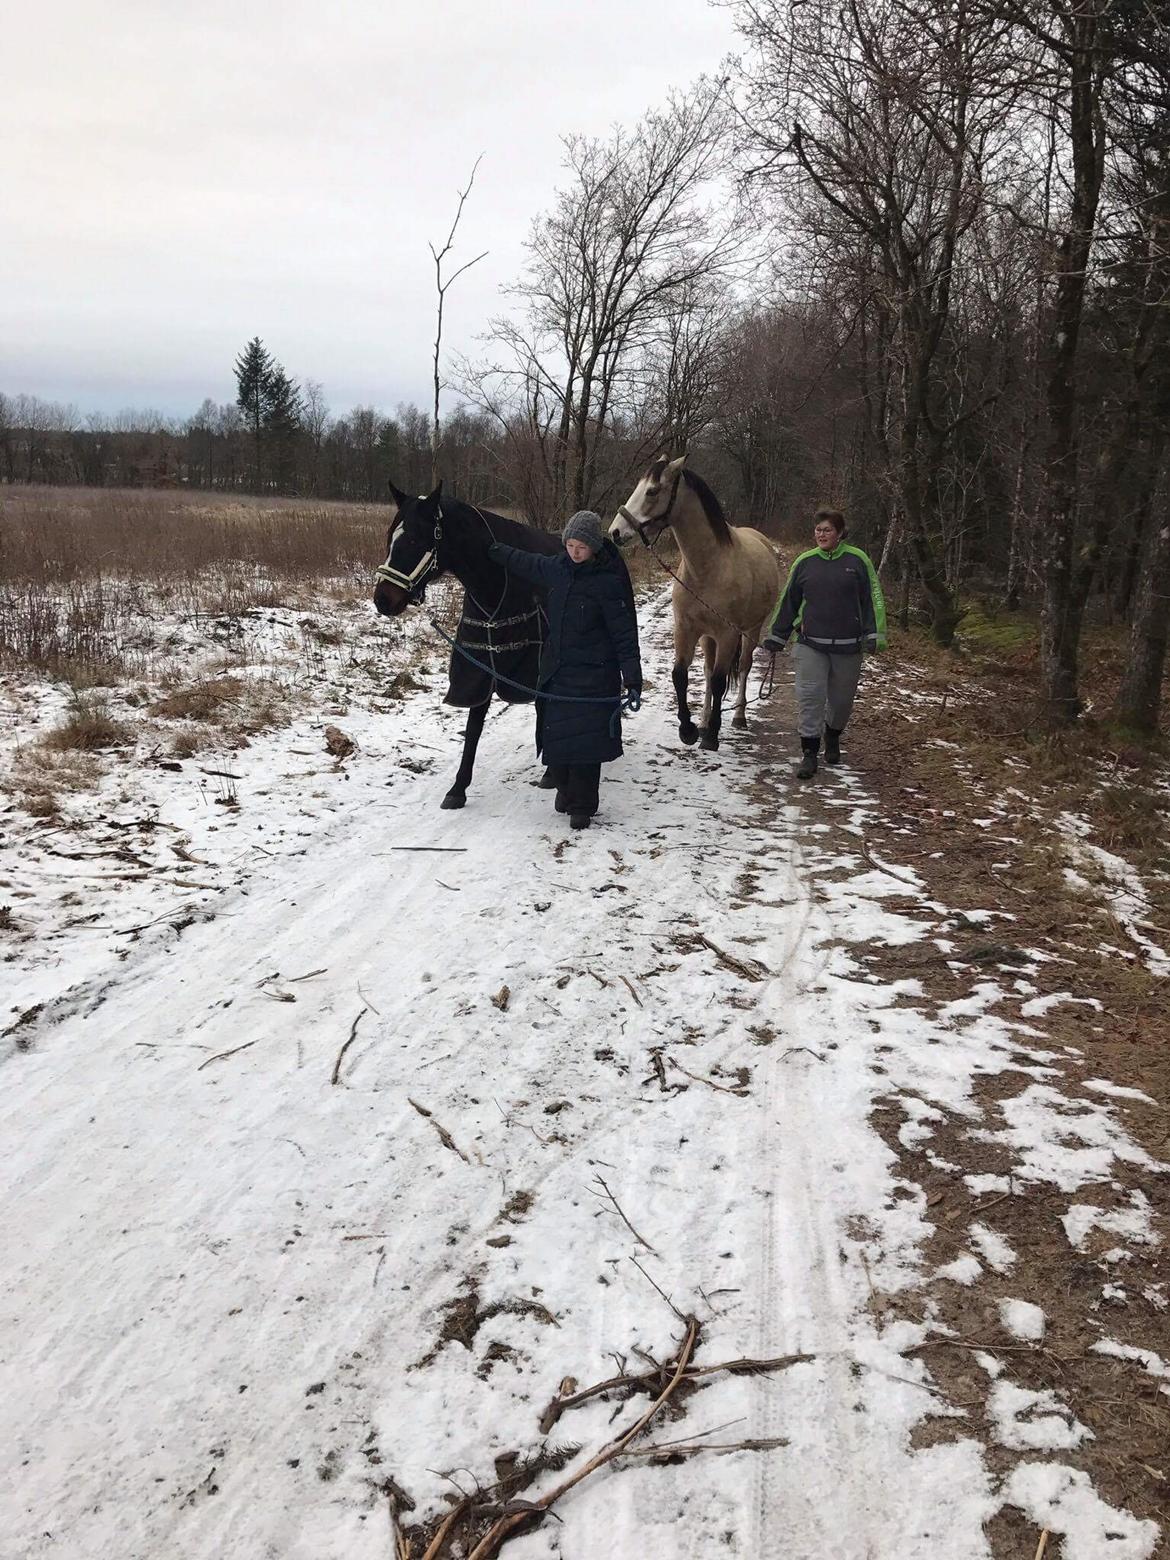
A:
427;619;639;739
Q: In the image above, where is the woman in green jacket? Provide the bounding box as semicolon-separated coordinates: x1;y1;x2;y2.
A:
762;508;886;778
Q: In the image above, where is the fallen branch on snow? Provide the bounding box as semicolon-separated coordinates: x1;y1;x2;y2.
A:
697;934;769;982
197;1040;257;1072
618;974;643;1008
411;1320;810;1557
461;1315;701;1559
588;1175;658;1255
331;1008;366;1084
668;1056;750;1096
409;1097;471;1163
538;1343;814;1434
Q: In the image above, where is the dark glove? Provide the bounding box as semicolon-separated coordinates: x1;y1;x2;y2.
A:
761;633;786;654
623;671;642;712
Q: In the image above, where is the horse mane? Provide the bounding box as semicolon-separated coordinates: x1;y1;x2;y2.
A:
681;468;733;547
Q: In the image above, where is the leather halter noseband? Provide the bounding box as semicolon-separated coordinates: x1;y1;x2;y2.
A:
617;467;683;546
374;501;444;601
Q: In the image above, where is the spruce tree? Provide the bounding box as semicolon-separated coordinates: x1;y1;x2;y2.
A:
234;336;273;489
263;364;303;491
262;365;303;437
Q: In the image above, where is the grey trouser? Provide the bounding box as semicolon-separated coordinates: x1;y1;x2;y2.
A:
794;643;863;738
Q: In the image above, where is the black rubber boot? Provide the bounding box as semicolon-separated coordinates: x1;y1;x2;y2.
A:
823;725;843;766
569;813;592;830
554;791;569;814
796;738;820;779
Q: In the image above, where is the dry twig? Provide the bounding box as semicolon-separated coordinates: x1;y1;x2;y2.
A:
331;1008;366;1085
619;974;643;1008
589;1175;658;1254
196;1040;257;1072
464;1316;701;1559
668;1057;749;1096
537;1330;812;1435
697;934;769;981
618;1433;787;1462
409;1097;471;1163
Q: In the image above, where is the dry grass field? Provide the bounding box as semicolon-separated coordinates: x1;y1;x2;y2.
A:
0;486;391;682
0;484;671;685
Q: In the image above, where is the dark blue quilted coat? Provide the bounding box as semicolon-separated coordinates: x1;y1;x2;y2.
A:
487;539;642;765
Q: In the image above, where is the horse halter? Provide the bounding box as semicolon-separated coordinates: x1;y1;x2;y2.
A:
374;501;444;602
617;467;683;547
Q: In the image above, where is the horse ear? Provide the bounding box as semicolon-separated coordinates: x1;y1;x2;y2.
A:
388;479;409;508
664;454;687;477
427;481;443;503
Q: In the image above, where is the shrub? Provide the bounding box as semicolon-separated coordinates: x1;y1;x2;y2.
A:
41;695;136;752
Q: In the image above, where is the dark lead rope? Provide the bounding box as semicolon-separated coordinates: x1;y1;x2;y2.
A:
428;618;639;739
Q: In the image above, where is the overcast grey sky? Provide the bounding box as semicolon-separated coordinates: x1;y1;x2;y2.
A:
1;0;739;420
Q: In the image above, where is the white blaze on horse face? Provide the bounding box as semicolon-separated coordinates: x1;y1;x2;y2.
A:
609;472;656;542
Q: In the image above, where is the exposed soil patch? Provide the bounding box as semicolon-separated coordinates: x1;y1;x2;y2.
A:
833;642;1170;1549
413;1280;560;1370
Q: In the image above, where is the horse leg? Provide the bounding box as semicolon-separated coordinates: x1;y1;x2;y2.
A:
672;635;700;746
699;638;715;734
441;700;489;809
700;637;739;752
731;631;754;730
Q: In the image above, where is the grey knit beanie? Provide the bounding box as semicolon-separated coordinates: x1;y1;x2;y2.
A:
562;510;604;552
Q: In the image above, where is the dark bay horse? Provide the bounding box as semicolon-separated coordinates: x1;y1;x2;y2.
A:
372;482;560;809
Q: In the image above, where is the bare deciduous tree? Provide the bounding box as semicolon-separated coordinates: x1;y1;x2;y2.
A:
729;0;1023;644
429;157;487;487
462;79;740;519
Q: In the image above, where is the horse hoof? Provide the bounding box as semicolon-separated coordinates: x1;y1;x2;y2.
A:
440;791;466;810
700;733;720;752
679;723;699;746
731;715;747;730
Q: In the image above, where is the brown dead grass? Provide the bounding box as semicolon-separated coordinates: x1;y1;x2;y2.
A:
150;677;245;722
170;726;205;758
0;485;391;681
1;485;386;587
40;695;136;752
149;671;297;742
8;748;104;814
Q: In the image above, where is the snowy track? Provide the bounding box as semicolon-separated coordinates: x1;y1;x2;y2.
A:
2;603;1162;1559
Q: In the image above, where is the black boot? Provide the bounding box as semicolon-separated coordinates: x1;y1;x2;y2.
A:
796;738;819;779
554;791;569;814
824;725;842;765
569;813;591;830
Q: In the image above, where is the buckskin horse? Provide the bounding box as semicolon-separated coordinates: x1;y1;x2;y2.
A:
610;457;781;751
372;482;560;809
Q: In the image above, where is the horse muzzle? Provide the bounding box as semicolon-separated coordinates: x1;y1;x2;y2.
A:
373;550;437;615
373;577;411;617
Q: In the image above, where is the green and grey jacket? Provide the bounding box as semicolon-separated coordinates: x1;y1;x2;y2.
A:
766;543;887;654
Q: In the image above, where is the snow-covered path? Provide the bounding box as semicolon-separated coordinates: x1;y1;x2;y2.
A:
2;602;1161;1559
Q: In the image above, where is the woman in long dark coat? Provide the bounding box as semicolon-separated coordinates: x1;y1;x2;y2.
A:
488;511;642;830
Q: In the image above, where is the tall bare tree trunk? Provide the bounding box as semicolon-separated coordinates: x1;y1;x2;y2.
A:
1114;438;1169;734
1038;10;1106;724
